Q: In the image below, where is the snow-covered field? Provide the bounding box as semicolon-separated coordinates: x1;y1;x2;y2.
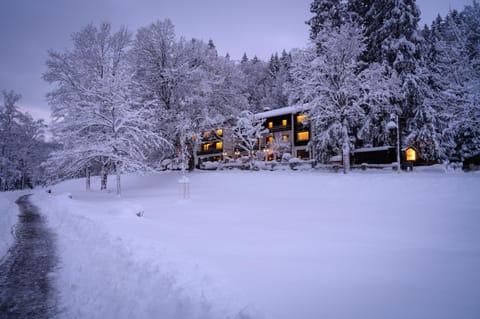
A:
2;169;480;319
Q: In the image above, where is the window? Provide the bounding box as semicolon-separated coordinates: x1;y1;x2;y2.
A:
296;115;307;123
216;142;223;150
203;144;210;152
282;135;289;141
282;119;287;126
297;149;310;159
406;147;417;161
267;136;273;144
297;131;309;141
203;132;210;138
268;121;273;129
216;129;223;136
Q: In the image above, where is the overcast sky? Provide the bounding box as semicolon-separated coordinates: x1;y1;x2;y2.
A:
0;0;473;122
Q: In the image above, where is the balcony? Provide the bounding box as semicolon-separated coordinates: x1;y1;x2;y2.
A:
267;124;292;133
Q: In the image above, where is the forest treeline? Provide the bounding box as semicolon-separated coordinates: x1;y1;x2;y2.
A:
1;0;478;191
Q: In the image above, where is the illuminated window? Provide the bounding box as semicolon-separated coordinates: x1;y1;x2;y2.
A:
406;147;417;161
216;129;223;136
267;136;273;144
268;122;273;129
282;135;288;141
203;132;210;138
297;131;309;141
282;119;287;126
296;115;307;123
216;142;223;150
192;133;197;140
203;144;210;151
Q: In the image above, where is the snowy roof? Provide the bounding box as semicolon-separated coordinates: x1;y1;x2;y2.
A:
254;105;311;119
354;146;394;153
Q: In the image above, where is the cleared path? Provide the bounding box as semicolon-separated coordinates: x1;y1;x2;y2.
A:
0;195;57;319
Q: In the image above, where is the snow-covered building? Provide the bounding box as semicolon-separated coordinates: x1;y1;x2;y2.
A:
195;105;313;165
254;105;313;160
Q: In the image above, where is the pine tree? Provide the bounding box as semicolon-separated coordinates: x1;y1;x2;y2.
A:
307;0;344;40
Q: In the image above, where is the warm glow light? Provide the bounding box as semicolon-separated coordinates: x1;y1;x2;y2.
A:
406;148;417;161
297;131;309;141
216;129;223;136
216;142;223;150
282;119;287;126
282;135;288;141
267;136;273;144
296;115;307;123
203;132;210;138
203;144;210;151
268;122;273;129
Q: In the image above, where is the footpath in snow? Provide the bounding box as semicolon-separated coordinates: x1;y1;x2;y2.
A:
0;195;58;318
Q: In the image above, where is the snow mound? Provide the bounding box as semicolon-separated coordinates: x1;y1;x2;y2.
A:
0;194;19;259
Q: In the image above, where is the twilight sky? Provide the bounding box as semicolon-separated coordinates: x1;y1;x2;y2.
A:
0;0;473;122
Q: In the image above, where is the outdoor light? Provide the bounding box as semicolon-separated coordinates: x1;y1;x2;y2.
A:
406;147;417;161
387;114;401;173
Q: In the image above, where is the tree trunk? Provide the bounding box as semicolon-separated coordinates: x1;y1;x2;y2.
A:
116;162;121;196
101;164;108;191
342;119;350;174
85;166;91;191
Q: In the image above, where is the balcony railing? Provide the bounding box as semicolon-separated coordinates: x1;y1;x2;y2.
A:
267;124;292;133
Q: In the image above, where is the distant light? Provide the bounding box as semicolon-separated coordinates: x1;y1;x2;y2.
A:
406;147;417;161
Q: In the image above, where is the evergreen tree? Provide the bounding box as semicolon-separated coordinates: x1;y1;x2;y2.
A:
307;0;344;40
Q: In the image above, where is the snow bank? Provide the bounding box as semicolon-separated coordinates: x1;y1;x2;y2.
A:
0;191;22;259
31;190;255;319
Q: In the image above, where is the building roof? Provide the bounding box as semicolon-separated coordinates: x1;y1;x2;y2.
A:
254;105;311;119
354;146;394;153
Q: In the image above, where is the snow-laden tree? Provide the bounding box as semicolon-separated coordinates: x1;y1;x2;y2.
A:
262;51;292;109
233;110;267;168
44;22;168;195
0;90;49;190
419;4;480;160
289;21;394;172
307;0;344;41
131;20;247;168
442;4;480;159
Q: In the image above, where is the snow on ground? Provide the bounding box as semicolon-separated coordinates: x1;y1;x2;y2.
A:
0;190;27;260
14;169;480;318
